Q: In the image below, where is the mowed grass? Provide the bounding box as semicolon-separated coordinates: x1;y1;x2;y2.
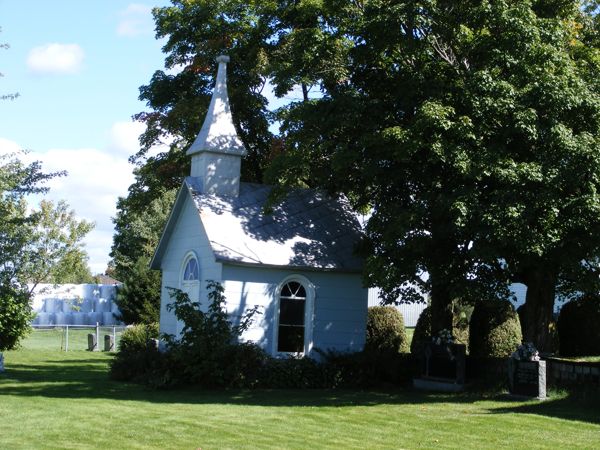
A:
1;333;599;449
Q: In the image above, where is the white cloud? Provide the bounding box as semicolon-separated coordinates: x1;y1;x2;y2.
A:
1;120;171;275
117;4;154;37
34;146;135;274
0;137;22;155
1;137;135;275
27;43;84;75
109;121;146;154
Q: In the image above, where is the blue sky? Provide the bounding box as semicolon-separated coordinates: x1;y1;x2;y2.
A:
1;1;172;274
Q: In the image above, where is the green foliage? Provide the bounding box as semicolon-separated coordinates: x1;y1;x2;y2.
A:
0;284;33;351
114;256;161;325
118;322;159;354
558;295;600;356
0;151;81;351
111;189;176;281
25;199;94;285
365;306;409;354
469;300;522;358
109;323;169;385
410;301;472;355
264;0;600;351
163;281;263;388
111;189;175;325
411;306;432;356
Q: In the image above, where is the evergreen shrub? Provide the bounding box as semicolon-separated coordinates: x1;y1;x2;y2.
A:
410;306;432;355
469;299;522;358
558;295;600;356
365;306;409;353
109;322;166;384
410;301;472;355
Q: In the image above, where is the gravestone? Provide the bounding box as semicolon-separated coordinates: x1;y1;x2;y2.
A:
87;333;97;351
414;343;466;392
104;334;114;352
508;359;546;399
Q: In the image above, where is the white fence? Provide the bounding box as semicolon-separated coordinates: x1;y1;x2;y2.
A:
31;324;127;352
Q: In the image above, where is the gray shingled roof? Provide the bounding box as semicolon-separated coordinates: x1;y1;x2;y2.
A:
186;177;364;272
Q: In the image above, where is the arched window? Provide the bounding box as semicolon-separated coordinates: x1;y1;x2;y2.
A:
275;277;314;354
182;257;199;282
178;253;200;336
180;253;200;292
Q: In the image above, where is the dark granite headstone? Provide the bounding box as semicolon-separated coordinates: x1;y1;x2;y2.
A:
87;333;97;351
104;334;114;352
423;343;466;383
508;359;546;399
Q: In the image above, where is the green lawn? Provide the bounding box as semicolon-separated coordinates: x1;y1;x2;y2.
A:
0;334;599;449
405;327;415;346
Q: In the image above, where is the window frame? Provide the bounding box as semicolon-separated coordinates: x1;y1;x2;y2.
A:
272;274;315;356
180;251;200;287
177;252;201;336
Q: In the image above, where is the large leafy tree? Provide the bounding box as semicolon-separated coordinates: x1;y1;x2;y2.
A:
267;0;600;351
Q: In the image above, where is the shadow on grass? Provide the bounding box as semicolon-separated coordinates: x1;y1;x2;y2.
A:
2;352;599;427
0;353;480;408
487;391;600;426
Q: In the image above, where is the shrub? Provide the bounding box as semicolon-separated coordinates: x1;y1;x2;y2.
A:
410;301;472;355
410;306;432;355
558;295;600;356
365;306;409;354
0;284;33;351
109;322;164;384
163;281;263;388
469;300;522;358
118;322;159;353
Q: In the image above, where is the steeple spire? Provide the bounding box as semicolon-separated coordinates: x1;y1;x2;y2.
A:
188;55;246;197
187;55;246;157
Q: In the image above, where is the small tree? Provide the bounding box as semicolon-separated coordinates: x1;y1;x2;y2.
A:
114;256;161;324
164;281;262;387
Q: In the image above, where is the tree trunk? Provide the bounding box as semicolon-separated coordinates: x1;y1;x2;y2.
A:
430;274;454;336
523;268;557;354
301;83;309;102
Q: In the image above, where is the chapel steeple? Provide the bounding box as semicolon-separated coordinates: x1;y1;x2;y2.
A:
188;55;246;196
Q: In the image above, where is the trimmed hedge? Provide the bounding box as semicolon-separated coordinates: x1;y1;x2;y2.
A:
410;302;472;355
469;300;522;358
558;295;600;356
410;306;432;355
365;306;409;353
